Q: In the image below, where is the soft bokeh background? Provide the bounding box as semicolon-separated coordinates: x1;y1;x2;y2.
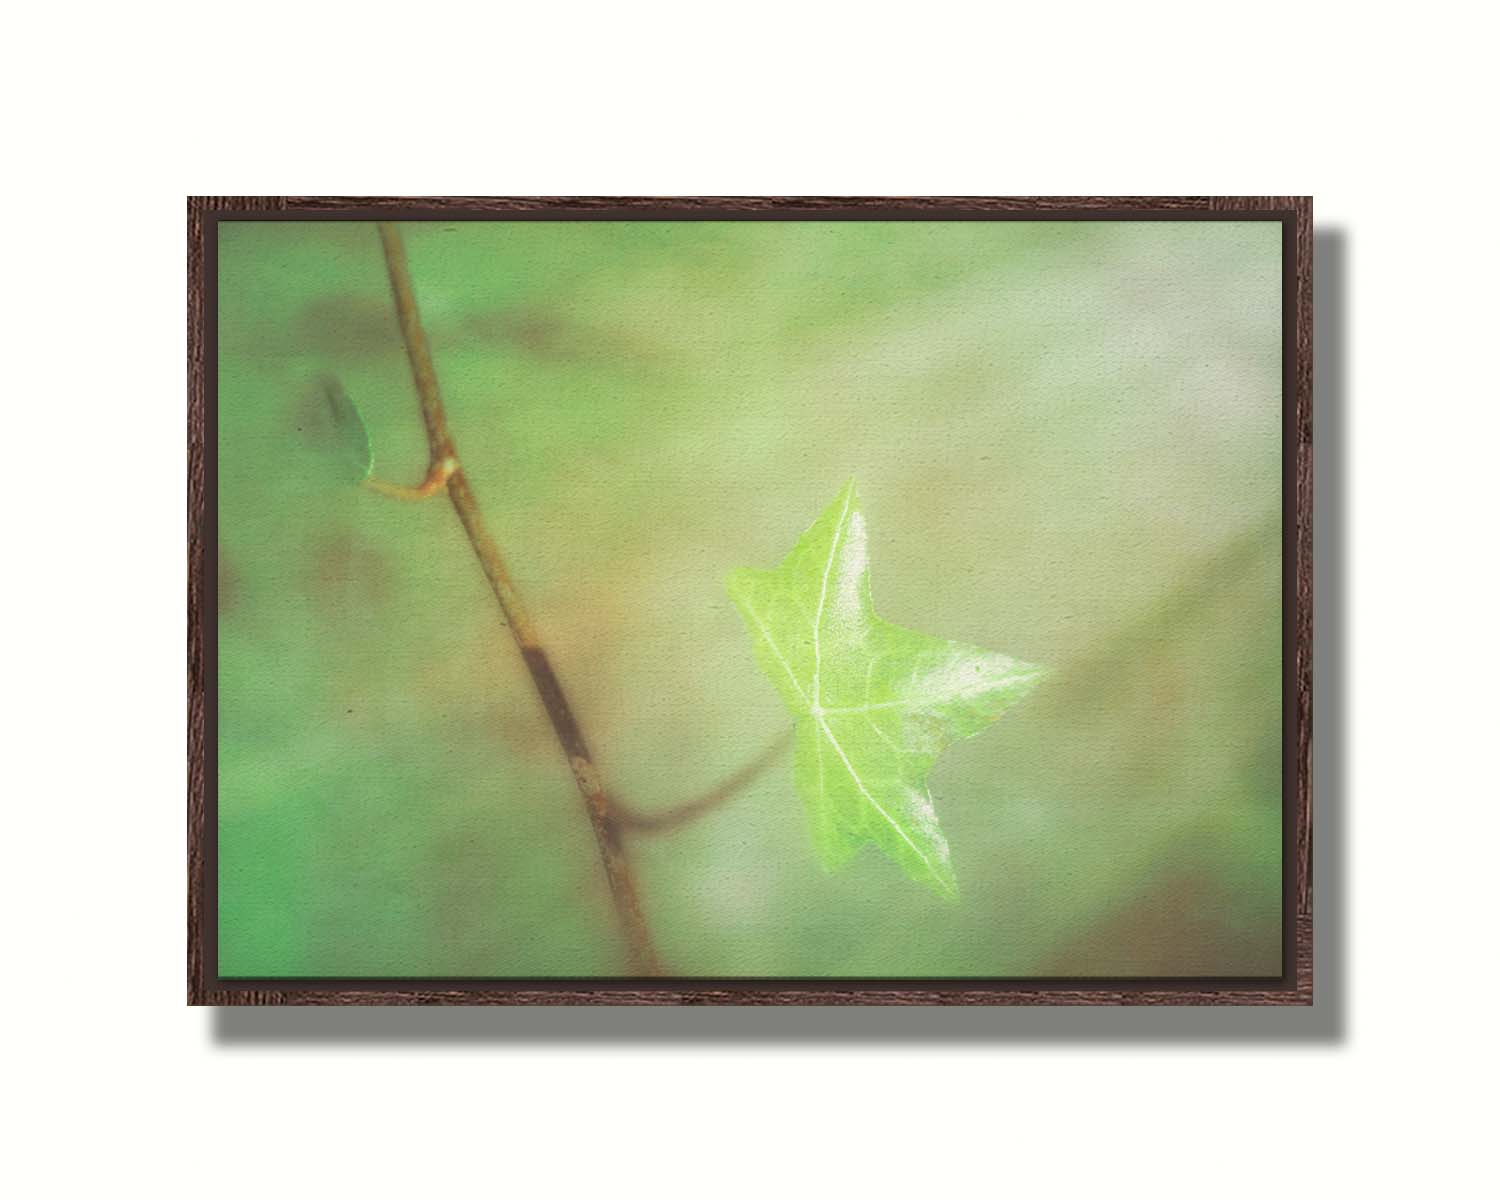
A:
217;219;1282;978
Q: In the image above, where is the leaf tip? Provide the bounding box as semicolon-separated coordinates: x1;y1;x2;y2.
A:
920;857;960;901
1013;660;1049;698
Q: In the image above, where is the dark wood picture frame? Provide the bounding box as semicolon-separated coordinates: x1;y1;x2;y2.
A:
189;196;1312;1006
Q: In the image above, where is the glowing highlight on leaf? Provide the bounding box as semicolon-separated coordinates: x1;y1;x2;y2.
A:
727;480;1045;898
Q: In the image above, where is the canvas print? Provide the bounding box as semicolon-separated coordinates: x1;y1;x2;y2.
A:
212;212;1287;982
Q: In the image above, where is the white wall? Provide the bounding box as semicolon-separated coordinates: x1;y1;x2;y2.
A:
4;3;1492;1195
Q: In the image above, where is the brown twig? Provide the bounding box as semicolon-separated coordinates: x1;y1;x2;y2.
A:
375;222;662;975
363;455;457;501
617;730;792;833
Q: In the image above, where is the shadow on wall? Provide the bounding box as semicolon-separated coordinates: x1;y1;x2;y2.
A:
206;228;1347;1047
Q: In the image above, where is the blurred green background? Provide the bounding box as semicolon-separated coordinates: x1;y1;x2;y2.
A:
217;218;1282;978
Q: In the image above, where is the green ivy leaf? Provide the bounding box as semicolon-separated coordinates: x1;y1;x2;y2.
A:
317;376;373;485
726;480;1045;899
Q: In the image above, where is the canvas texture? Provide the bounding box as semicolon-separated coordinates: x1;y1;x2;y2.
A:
216;219;1282;978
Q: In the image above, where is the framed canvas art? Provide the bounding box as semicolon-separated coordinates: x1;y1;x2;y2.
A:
188;196;1311;1005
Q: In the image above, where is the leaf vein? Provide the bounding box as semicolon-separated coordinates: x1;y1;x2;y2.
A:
815;713;942;887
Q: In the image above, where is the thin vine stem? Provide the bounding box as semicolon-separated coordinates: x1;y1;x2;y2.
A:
375;221;662;975
363;455;456;501
617;730;792;833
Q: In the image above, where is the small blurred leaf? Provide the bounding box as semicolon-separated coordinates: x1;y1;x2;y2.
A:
726;480;1044;899
317;376;373;484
